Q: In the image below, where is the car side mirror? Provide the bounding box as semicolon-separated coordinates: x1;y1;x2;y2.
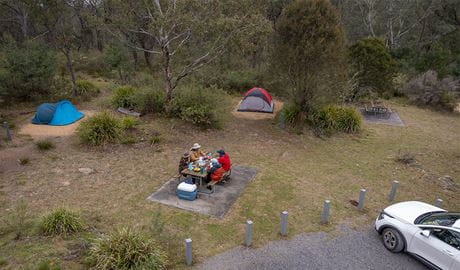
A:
420;230;431;238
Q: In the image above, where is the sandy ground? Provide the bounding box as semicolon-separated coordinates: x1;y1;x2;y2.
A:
456;102;460;113
18;110;94;139
232;99;284;120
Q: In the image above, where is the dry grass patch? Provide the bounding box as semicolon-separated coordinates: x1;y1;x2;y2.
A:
0;99;459;268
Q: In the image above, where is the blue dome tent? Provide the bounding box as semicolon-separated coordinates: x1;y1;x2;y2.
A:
32;100;84;126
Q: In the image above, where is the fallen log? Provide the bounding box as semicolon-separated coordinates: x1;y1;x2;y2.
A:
117;107;141;117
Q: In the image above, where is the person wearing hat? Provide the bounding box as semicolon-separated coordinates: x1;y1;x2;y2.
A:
217;149;231;171
178;152;191;175
189;143;206;162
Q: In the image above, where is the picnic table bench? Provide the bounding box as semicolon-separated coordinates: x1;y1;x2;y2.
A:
362;101;392;119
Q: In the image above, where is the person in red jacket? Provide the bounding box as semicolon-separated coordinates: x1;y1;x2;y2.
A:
206;159;226;189
216;150;231;171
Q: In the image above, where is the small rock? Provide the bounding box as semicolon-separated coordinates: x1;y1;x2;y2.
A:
62;181;70;186
52;168;63;174
78;168;95;175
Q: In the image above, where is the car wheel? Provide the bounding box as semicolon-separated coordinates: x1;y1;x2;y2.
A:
382;228;404;253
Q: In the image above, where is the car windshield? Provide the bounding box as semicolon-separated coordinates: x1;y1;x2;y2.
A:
416;212;460;227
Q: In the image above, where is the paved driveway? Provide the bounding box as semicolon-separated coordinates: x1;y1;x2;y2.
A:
195;226;427;270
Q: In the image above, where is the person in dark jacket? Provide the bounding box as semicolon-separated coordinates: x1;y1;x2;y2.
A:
217;150;231;171
178;152;190;175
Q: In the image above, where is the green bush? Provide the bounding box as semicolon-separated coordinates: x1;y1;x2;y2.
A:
111;86;137;108
88;227;167;270
40;208;84;236
35;139;55;151
170;84;230;129
120;116;140;130
131;87;166;113
77;112;121;146
0;41;57;102
350;38;398;98
308;105;362;136
73;51;108;77
196;68;260;93
75;80;100;101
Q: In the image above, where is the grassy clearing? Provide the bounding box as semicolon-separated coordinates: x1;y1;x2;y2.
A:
0;96;459;268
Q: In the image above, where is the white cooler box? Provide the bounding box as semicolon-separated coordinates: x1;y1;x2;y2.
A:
176;182;197;201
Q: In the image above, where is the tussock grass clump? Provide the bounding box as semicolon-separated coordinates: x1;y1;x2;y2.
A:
309;105;362;136
88;227;167;270
77;112;121;146
120;116;140;130
396;151;416;165
149;135;162;145
40;208;84;236
35;139;55;151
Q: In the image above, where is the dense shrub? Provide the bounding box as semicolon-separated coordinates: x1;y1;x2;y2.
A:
131;87;166;113
35;139;55;151
404;70;458;111
350;38;398;98
273;0;348;112
0;41;57;102
196;68;261;93
308;105;362;136
282;102;303;125
111;86;137;108
88;227;167;270
131;72;156;87
40;208;83;236
170;84;230;129
104;43;132;82
77;112;121;146
75;80;100;101
73;51;108;77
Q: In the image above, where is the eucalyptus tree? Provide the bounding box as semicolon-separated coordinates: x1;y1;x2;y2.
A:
106;0;251;105
273;0;349;112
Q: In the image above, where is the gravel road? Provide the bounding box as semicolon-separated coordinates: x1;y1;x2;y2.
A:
194;226;428;270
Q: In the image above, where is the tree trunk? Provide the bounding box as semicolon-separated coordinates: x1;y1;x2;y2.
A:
162;45;174;106
132;50;139;70
144;51;153;70
64;50;77;95
19;10;28;40
117;67;123;82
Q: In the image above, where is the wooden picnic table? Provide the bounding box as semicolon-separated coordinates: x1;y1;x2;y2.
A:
181;160;212;193
362;101;392;119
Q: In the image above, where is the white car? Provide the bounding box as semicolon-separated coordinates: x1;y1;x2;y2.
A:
375;201;460;270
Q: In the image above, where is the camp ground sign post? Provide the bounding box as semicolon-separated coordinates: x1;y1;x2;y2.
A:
3;121;12;141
